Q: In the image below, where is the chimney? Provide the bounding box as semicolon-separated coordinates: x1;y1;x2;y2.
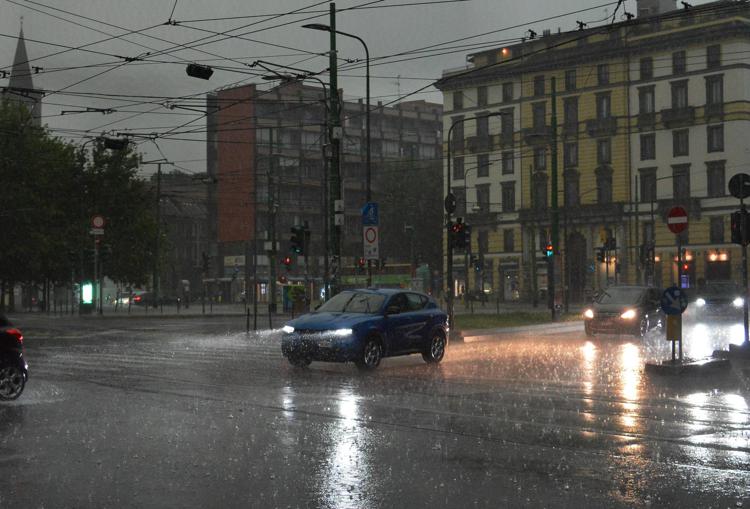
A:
637;0;677;17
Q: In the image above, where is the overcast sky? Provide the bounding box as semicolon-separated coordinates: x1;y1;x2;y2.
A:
0;0;706;176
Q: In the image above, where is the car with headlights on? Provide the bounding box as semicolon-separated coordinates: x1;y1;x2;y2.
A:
691;281;745;320
280;289;448;370
582;285;664;338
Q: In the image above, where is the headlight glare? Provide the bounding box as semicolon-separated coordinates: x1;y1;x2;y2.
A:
620;309;637;320
282;325;295;334
583;309;594;319
733;297;744;308
332;328;353;336
696;298;706;307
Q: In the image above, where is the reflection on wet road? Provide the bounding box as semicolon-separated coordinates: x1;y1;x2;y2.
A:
0;316;748;508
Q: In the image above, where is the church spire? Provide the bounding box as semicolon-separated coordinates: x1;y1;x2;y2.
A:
3;22;42;126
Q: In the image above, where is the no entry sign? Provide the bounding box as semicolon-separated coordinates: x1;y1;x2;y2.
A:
667;206;688;234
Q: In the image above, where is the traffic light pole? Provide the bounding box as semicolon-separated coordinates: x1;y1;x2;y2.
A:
549;77;559;321
268;129;277;324
742;198;749;346
328;3;342;297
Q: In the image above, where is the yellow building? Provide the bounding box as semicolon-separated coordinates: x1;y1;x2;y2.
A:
437;0;750;306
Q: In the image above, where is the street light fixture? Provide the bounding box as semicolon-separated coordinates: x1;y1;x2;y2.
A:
303;22;373;286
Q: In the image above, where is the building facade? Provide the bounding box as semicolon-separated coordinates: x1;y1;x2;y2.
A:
437;0;750;305
206;82;442;303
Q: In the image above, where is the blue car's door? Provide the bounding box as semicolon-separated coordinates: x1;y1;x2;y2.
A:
386;293;431;352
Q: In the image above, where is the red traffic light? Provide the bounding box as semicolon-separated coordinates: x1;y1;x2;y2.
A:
358;257;366;268
282;256;292;266
544;243;554;257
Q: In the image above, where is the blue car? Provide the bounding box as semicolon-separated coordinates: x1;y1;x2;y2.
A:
281;288;449;370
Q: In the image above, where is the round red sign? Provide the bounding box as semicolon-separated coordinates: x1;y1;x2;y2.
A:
91;215;105;228
667;206;688;234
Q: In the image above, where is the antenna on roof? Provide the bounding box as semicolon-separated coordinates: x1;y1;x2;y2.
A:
576;20;587;31
527;29;537;39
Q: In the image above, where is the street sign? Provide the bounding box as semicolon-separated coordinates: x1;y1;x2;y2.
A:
363;226;379;260
444;193;456;214
667;206;688;234
660;286;688;315
666;315;682;342
91;215;105;229
728;173;750;200
90;228;104;236
362;202;379;226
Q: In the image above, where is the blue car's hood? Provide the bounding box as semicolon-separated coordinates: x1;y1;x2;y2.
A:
287;312;378;331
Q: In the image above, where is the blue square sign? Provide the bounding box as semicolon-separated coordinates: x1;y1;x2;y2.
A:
362;202;379;226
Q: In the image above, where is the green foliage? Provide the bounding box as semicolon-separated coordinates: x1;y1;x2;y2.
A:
0;98;157;287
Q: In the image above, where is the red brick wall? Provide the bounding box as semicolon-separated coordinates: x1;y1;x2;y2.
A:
217;85;255;243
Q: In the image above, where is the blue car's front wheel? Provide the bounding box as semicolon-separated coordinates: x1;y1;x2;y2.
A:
355;337;382;371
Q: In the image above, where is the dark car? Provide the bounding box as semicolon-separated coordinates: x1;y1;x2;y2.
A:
582;285;664;338
281;289;448;370
691;281;745;319
0;314;28;400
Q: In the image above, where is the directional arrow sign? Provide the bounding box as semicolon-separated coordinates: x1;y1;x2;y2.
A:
660;286;688;315
667;206;688;234
728;173;750;200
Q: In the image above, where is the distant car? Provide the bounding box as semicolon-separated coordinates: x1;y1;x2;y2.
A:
130;291;151;306
691;281;745;319
281;289;449;370
582;285;664;338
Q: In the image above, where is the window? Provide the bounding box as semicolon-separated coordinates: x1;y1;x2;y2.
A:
672;50;686;74
563;142;578;167
596;92;611;120
452;92;463;110
502;151;514;174
534;147;546;171
503;229;515;252
708;124;724;152
673;129;689;157
638;86;655;114
477;154;489;178
501;110;514;139
532;102;546;130
453;156;464;180
563;97;578;131
707;161;725;197
640;168;656;203
565;69;576;91
476;114;489;139
706;75;723;105
476;184;490;213
477;86;488;107
707;44;721;69
452;187;466;214
710;217;725;243
502;82;514;102
478;230;489;253
640;57;653;80
597;168;613;204
597;138;611;164
534;75;545;96
597;64;610;85
533;173;547;209
672;164;691;200
640;133;655;160
502;182;515;212
564;170;580;206
671;80;688;109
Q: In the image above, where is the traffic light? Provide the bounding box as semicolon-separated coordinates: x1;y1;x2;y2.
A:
731;210;750;246
544;242;554;258
463;224;472;250
357;257;366;270
290;226;304;255
472;256;481;272
596;248;605;263
449;219;464;249
201;252;210;273
282;256;293;269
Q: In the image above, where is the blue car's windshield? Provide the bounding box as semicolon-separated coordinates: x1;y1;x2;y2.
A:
317;292;385;314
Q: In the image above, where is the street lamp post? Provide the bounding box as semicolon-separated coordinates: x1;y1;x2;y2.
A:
303;21;372;286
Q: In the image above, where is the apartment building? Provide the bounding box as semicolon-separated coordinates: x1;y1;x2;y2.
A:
437;0;750;304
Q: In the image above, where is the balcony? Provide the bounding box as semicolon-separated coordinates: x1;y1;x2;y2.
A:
522;125;552;146
705;102;724;121
519;202;625;224
497;131;514;148
661;106;696;128
637;112;656;131
586;117;617;137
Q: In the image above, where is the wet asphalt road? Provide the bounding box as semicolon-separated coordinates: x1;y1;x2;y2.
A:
1;314;749;509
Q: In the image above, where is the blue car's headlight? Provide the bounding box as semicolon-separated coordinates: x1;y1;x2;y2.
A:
331;328;353;337
282;325;295;334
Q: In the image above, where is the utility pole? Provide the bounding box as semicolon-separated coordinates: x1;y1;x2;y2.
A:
268;129;278;323
328;2;342;297
550;77;559;320
153;162;162;309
